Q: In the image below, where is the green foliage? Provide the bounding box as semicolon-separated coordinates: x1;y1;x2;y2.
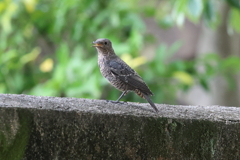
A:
0;0;145;98
226;0;240;10
145;0;240;30
0;0;240;104
230;8;240;32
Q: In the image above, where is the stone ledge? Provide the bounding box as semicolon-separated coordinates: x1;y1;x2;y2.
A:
0;94;240;159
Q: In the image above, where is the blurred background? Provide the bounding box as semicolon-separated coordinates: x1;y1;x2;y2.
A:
0;0;240;106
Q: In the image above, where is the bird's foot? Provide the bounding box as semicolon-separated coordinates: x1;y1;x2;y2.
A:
106;100;127;104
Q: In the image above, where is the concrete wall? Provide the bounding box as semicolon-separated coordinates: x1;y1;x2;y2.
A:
0;94;240;159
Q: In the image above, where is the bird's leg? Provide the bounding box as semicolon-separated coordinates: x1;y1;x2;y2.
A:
116;91;127;102
107;91;128;104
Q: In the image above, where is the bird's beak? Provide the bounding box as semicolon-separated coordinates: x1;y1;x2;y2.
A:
92;41;103;47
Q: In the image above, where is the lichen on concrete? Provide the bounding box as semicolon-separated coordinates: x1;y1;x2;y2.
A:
0;108;31;160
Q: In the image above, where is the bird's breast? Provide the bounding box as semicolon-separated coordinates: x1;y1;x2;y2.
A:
98;56;129;91
98;56;112;78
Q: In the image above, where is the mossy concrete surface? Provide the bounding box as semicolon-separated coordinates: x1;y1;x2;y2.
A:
0;94;240;160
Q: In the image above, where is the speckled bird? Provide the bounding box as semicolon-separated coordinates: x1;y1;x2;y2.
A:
92;38;158;112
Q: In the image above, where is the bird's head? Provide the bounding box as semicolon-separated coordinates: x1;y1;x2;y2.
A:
92;38;114;55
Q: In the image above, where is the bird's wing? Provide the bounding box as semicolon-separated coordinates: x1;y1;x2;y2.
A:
108;60;152;95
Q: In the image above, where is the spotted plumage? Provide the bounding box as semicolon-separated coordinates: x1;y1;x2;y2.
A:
92;38;158;112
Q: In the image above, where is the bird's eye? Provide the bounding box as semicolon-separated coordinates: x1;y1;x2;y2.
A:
104;42;107;45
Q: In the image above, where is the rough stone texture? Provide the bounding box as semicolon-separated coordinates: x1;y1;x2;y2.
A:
0;94;240;160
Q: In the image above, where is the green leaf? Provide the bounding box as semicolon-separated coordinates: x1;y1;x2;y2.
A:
56;43;69;66
172;0;188;26
187;0;203;20
174;0;188;13
176;13;185;26
230;8;240;33
171;61;187;71
155;44;167;62
172;71;194;85
221;56;240;72
144;6;156;17
203;0;218;28
0;83;6;93
223;73;237;90
199;77;209;91
201;53;220;61
226;0;240;10
168;41;182;58
157;16;174;29
110;13;120;27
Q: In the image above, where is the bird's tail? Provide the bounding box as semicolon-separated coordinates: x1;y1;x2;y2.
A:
143;94;159;112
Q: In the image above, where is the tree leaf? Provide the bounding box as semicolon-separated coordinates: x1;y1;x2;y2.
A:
226;0;240;10
230;8;240;33
188;0;203;18
203;0;217;28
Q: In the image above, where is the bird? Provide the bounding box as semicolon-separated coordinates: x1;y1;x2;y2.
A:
92;38;158;112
